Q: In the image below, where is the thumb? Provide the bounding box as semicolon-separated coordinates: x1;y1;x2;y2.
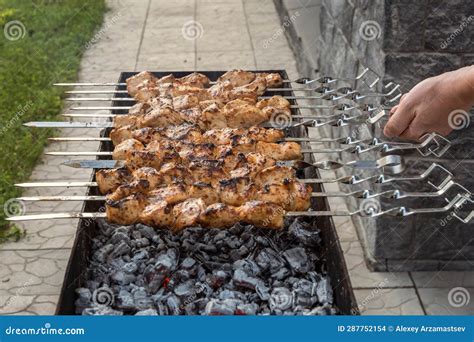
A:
383;101;415;138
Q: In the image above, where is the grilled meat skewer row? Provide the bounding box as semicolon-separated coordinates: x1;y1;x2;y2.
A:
110;180;310;211
96;163;296;195
112;96;291;130
112;138;302;163
110;124;285;146
106;196;286;230
126;70;283;103
106;178;311;212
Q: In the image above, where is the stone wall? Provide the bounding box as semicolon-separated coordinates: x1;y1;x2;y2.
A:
275;0;474;271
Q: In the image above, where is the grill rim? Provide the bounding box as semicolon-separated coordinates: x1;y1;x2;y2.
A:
55;70;359;315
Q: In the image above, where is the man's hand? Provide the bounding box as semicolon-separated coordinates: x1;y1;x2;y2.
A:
384;66;474;140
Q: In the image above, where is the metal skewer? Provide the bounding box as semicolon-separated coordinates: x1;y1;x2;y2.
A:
43;133;449;157
7;193;473;223
64;83;401;103
53;68;377;88
55;155;404;173
16;179;466;202
14;163;453;189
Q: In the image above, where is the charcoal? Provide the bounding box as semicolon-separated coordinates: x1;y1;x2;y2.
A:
74;288;92;313
117;289;135;310
233;259;260;276
316;277;333;305
205;299;241;315
92;244;114;263
255;283;270;301
132;286;153;310
135;308;158;315
236;303;258;315
131;250;149;262
256;248;283;272
122;262;138;274
111;271;136;285
131;238;150;249
155;301;169;315
109;231;130;245
233;269;263;291
269;287;293;311
219;289;246;301
167;294;181;314
282;247;309;273
109;241;131;259
77;220;337;316
288;219;321;246
271;267;290;280
181;257;196;269
155;249;178;273
174;280;195;297
83;306;123;316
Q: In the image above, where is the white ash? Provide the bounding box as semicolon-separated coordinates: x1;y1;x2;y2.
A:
75;218;336;315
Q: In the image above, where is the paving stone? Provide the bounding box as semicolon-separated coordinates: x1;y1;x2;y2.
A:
418;287;474;315
0;249;70;297
354;288;424;315
411;271;474;288
340;240;413;288
196;51;256;70
136;53;195;71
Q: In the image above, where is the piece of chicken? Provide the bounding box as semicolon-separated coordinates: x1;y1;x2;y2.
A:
173;198;207;231
199;203;241;228
256;72;283;87
238;201;284;229
96;167;133;194
112;139;144;160
223;100;268;128
217;70;256;87
126;71;158;97
179;72;210;88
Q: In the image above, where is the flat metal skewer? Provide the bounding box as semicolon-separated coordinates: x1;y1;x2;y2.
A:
55;155;404;173
14;163;451;189
17;180;464;202
7;194;473;223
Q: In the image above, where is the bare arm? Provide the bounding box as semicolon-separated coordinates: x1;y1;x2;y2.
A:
384;65;474;140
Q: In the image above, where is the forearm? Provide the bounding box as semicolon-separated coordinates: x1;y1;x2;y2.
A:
452;65;474;107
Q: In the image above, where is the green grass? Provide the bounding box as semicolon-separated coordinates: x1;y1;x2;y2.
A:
0;0;106;238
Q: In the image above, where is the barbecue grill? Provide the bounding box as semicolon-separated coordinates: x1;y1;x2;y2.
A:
9;69;473;315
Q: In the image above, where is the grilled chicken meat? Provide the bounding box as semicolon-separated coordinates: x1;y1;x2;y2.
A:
111;95;290;131
106;196;285;230
96;163;296;195
111;137;302;165
106;177;311;211
110;124;285;146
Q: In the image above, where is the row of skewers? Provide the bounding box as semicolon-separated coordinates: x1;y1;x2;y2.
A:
10;70;473;228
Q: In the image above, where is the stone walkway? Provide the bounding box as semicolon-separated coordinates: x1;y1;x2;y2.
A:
1;0;472;316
